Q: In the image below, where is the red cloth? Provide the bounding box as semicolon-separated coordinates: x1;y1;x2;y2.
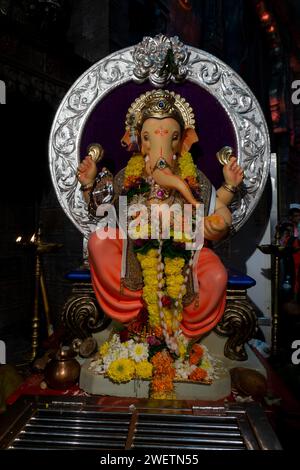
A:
5;373;86;406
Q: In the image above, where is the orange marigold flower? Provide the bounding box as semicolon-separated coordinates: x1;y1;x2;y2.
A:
124;176;141;190
189;353;200;365
191;344;204;357
152;376;174;392
189;344;204;365
127;320;144;335
153;326;163;339
185;176;198;188
166;325;173;336
151;351;175;378
152;350;172;367
189;367;208;381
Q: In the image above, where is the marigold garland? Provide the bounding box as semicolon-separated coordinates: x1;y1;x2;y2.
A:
113;151;204;395
151;350;176;399
124;154;145;190
124;151;201;359
178;151;198;179
137;249;161;327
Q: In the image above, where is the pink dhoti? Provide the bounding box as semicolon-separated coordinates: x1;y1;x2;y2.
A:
88;229;227;338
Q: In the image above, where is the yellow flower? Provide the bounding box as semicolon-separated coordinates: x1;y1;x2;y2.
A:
125;154;145;178
135;360;153;379
143;284;157;294
146;248;159;258
167;257;185;268
99;341;110;357
167;285;186;298
143;287;158;305
166;274;185;286
164;266;180;276
162;308;173;329
139;257;158;269
143;266;157;277
144;250;158;260
144;277;159;288
137;247;162;327
148;304;160;326
178;342;187;358
164;258;185;274
143;269;158;286
137;251;159;267
178;152;197;179
107;358;135;383
201;357;212;370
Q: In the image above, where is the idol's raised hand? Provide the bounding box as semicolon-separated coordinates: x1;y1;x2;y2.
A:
77;156;97;186
223;157;244;187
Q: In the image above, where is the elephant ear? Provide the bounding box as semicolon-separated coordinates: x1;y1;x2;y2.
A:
180;128;199;152
121;130;140;152
121;130;130;148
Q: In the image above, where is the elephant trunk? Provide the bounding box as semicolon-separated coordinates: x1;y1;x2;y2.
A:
147;142;199;207
152;168;199;207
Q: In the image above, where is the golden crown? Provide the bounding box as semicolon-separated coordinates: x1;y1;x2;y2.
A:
125;89;195;131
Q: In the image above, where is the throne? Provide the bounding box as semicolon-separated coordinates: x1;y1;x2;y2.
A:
49;35;270;400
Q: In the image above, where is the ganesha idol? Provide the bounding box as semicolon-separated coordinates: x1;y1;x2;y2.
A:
77;89;244;357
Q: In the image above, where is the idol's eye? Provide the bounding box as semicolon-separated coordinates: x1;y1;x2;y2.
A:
142;133;149;142
172;132;179;141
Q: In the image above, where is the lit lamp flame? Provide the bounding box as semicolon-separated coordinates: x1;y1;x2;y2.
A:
261;13;270;21
30;234;36;243
16;236;22;243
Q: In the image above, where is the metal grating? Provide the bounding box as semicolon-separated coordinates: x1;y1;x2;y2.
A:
11;408;131;450
134;413;245;450
0;396;282;450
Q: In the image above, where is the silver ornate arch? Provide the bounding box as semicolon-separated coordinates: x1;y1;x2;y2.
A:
49;34;270;239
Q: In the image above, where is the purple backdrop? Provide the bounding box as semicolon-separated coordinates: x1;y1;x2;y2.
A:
80;81;237;188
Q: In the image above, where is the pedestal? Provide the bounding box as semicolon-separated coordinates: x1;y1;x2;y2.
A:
80;358;231;401
79;326;266;401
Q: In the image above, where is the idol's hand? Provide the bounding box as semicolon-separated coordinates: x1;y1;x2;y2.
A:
223;157;244;187
77;156;97;186
204;214;229;241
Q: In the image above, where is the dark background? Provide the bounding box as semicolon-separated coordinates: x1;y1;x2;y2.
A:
0;0;300;365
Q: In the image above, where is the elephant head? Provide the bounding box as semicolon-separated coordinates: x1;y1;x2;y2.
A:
140;116;199;206
121;90;199;206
